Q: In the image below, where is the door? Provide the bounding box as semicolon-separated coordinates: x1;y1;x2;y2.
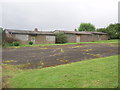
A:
31;36;35;44
98;35;101;40
76;35;80;43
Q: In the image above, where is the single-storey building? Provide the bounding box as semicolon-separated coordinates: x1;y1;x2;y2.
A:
4;28;56;44
3;28;109;44
54;30;109;43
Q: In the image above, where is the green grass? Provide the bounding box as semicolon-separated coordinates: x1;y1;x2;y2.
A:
65;39;119;44
3;39;119;48
7;55;118;88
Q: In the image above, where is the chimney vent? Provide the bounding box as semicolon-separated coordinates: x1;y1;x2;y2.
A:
34;28;38;32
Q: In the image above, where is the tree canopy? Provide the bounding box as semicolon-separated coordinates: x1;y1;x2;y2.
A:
96;28;106;33
78;23;95;31
97;23;120;39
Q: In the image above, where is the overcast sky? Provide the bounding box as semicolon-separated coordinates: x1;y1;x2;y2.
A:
0;0;119;31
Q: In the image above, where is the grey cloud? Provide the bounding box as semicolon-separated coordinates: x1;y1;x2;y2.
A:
2;0;119;31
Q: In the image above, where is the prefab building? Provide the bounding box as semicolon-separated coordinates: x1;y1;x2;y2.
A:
54;30;109;43
92;32;109;41
4;29;109;44
4;29;56;44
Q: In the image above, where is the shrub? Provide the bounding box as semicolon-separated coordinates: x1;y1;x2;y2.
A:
5;37;19;44
8;43;14;46
3;37;20;47
55;32;67;44
29;41;33;45
13;42;20;46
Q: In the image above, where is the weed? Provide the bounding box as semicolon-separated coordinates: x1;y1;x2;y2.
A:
81;49;92;52
83;53;102;58
60;48;64;53
3;60;16;63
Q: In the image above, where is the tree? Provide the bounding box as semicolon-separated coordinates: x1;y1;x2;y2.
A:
55;32;67;44
97;23;120;39
78;23;95;31
96;28;107;33
106;23;120;39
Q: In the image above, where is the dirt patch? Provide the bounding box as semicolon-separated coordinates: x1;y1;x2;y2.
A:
2;43;119;69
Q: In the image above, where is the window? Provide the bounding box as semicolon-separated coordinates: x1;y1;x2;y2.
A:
46;36;55;41
15;34;28;41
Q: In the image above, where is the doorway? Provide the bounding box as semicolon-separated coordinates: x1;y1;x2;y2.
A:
76;35;80;43
31;36;36;44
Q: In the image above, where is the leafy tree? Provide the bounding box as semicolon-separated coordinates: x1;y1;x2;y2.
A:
96;28;107;33
97;23;120;39
55;32;67;44
78;23;95;31
106;23;120;39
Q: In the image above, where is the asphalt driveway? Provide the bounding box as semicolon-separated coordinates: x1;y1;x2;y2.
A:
2;43;119;69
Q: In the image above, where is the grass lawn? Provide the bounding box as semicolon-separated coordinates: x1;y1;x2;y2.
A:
3;39;119;48
3;55;118;88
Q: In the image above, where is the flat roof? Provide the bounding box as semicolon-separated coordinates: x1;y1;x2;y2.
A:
5;29;55;35
5;29;108;35
54;30;108;35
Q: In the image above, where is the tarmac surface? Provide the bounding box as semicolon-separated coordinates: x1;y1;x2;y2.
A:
2;43;119;69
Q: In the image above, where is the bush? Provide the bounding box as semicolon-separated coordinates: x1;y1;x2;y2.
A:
29;41;33;45
3;36;20;47
55;32;67;44
13;42;20;46
8;43;14;46
5;37;19;44
2;42;13;48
